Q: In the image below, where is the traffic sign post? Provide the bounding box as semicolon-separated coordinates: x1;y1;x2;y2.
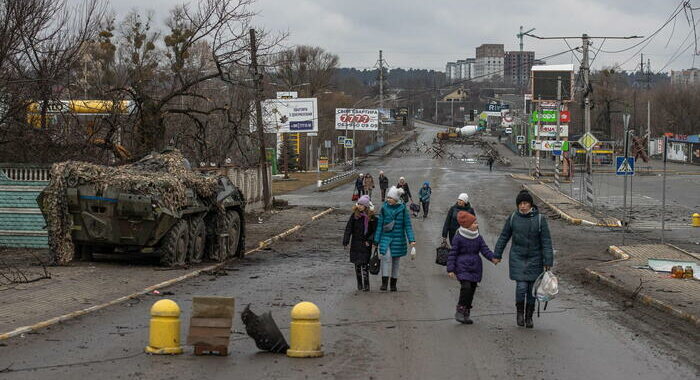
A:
621;113;631;244
344;138;354;149
616;156;635;176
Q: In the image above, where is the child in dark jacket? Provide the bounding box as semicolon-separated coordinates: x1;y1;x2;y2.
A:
343;195;377;291
446;211;499;324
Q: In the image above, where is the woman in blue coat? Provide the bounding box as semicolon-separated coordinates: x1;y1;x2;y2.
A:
374;186;416;292
494;190;554;328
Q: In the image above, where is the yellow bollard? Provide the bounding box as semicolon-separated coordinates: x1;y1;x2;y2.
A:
286;301;323;358
693;213;700;227
145;299;183;355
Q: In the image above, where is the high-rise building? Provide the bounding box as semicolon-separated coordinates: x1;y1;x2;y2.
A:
504;51;535;87
474;44;504;82
671;68;700;85
446;58;475;82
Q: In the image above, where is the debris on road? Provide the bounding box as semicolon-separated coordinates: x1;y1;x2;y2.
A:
241;304;289;354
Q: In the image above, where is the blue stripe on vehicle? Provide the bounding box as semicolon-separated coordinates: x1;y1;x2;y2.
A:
79;195;118;203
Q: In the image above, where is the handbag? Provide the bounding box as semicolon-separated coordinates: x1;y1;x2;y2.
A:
409;203;420;213
352;189;359;202
435;243;449;266
368;247;381;275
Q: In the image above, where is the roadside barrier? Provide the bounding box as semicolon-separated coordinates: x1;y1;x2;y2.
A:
317;169;358;192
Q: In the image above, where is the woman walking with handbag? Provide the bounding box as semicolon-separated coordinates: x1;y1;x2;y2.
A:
493;190;554;328
441;193;476;244
343;195;377;291
374;186;416;292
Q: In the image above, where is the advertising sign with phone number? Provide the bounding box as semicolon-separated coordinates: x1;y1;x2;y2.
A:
335;108;379;131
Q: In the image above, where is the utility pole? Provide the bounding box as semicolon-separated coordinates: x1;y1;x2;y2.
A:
535;96;542;178
517;26;535;89
522;32;642;206
378;50;385;144
554;77;562;191
581;34;595;206
250;28;271;210
379;50;384;110
622;113;631;245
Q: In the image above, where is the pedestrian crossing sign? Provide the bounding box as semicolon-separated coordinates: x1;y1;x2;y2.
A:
616;156;635;176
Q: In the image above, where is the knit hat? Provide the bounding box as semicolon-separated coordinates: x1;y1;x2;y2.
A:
423;181;430;187
516;190;534;206
359;173;364;177
457;193;469;203
386;186;404;201
457;211;476;228
357;195;371;206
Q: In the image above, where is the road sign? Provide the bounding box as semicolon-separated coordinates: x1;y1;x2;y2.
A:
616;156;635;176
485;103;509;112
335;108;379;131
319;156;329;171
307;132;318;137
324;140;332;149
578;132;599;151
344;138;354;149
337;136;346;144
516;135;526;144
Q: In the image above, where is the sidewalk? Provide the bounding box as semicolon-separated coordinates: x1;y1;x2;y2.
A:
522;183;621;227
0;206;331;339
586;244;700;326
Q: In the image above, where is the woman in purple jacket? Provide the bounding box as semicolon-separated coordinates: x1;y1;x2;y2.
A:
446;211;500;324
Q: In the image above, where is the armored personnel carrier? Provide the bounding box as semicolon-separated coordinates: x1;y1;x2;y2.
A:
38;149;245;266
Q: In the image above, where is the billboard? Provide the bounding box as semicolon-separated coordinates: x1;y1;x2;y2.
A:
531;64;574;102
536;124;569;137
335;108;379;131
255;98;318;133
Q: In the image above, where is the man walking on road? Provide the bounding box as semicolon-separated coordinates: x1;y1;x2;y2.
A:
418;182;432;218
355;173;365;196
493;190;554;329
487;156;495;172
378;171;389;201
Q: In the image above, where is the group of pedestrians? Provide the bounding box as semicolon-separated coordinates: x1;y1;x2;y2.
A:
354;171;391;201
343;179;554;329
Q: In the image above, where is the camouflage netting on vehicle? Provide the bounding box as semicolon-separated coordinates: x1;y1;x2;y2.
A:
40;150;220;265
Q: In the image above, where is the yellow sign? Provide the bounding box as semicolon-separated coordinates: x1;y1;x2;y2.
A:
578;132;599;151
319;156;329;171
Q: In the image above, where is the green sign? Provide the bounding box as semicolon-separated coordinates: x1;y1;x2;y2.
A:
531;110;558;123
265;147;278;175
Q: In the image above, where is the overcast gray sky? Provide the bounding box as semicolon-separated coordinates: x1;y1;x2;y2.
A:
104;0;699;72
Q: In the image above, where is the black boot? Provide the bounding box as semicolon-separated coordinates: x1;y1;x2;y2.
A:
516;302;525;327
380;276;389;291
362;266;370;292
390;277;398;292
525;303;535;328
455;305;466;323
355;266;363;291
463;308;473;325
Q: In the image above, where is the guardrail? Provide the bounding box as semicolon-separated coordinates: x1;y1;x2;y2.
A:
317;169;358;192
0;164;51;182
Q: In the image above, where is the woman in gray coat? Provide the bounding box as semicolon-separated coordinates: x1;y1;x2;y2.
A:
494;190;554;329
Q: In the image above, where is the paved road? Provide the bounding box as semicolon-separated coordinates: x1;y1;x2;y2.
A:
0;120;697;379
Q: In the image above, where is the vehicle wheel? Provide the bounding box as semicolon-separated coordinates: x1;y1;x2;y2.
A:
188;217;206;264
159;220;188;267
73;244;93;262
225;210;242;258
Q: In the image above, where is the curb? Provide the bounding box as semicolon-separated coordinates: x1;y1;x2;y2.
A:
521;183;621;228
0;207;335;341
584;268;700;327
522;184;582;225
584;245;700;327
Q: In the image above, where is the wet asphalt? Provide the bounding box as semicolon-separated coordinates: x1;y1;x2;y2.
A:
0;121;697;379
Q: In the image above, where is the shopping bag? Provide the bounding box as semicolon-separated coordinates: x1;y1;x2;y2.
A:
435;243;449;266
409;202;420;213
533;270;558;302
368;248;381;275
410;246;416;260
352;189;359;202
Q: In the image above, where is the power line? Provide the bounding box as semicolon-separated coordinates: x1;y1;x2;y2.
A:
598;0;687;54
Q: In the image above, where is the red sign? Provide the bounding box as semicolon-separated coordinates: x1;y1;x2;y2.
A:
339;113;370;123
560;110;570;123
